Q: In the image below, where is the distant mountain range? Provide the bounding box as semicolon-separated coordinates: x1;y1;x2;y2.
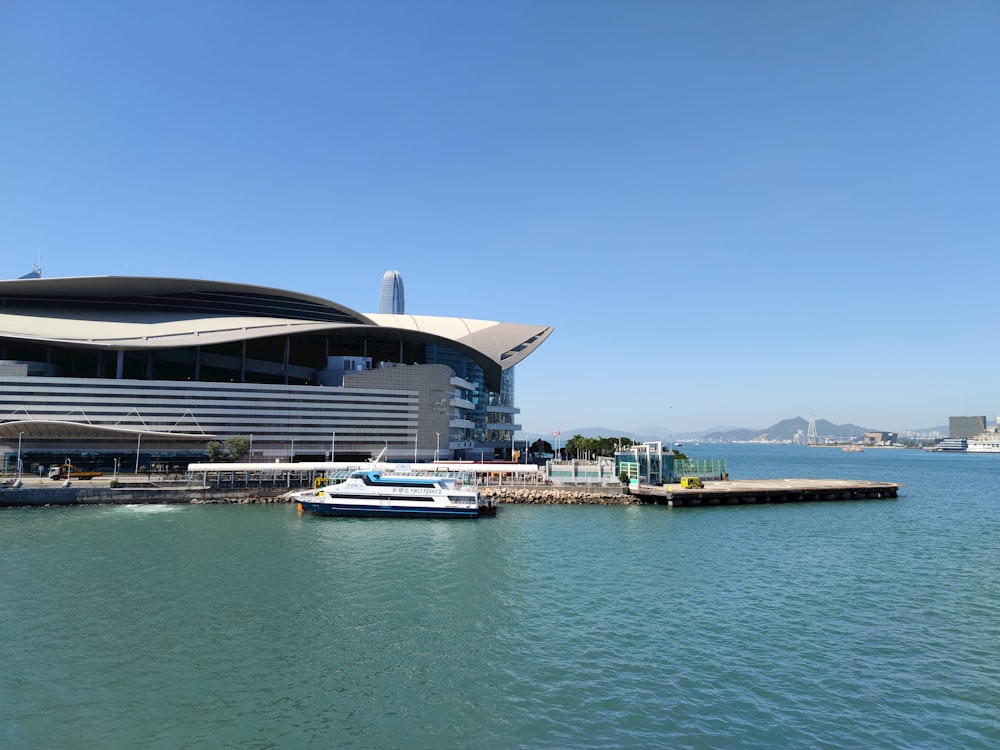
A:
526;418;948;444
701;417;869;442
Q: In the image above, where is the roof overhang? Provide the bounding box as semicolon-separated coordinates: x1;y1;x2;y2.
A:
0;420;216;442
0;276;554;391
0;275;372;323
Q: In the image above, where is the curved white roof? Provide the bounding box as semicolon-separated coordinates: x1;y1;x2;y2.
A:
0;275;553;379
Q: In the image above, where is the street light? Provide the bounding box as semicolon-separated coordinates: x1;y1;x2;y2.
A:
331;432;336;463
16;431;24;476
435;432;440;462
290;439;295;462
414;432;418;463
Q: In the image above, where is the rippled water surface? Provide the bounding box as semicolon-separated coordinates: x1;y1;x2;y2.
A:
2;445;999;748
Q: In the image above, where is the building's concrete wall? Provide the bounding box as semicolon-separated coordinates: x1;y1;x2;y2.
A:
344;363;454;457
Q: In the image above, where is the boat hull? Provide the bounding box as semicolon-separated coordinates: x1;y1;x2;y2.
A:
297;499;491;519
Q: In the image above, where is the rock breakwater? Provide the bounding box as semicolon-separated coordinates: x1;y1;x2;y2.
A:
480;485;634;505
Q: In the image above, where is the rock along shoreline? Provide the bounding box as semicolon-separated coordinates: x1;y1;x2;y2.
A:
1;483;635;507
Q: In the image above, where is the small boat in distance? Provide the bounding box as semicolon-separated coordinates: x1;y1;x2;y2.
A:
292;470;496;519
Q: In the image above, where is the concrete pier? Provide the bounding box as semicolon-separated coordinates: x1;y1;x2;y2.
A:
632;478;901;507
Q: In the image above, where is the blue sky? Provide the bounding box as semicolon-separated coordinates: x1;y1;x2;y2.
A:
3;1;999;436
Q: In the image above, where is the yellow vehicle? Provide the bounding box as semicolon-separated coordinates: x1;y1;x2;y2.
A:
680;476;704;489
49;463;103;481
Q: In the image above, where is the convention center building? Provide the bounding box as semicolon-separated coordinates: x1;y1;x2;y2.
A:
0;275;552;474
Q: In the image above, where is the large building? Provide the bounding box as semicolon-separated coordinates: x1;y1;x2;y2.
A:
949;416;986;439
0;276;552;473
379;270;405;314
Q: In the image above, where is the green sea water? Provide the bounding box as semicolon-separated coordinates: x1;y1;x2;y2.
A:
1;445;998;749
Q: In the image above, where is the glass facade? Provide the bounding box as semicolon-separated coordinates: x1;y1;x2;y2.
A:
425;344;518;451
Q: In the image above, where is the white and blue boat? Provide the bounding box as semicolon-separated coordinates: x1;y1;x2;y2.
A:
292;470;496;519
924;438;968;452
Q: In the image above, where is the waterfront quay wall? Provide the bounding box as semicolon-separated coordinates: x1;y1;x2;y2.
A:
0;486;291;508
0;484;634;507
2;479;900;509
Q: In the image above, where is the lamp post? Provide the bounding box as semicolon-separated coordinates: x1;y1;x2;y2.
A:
290;439;295;462
331;432;335;463
16;431;24;476
435;432;440;462
414;432;418;463
249;434;253;461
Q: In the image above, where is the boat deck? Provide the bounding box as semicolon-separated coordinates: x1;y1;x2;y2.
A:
631;478;901;508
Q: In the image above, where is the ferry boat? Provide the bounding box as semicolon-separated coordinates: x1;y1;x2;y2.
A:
292;470;496;519
924;438;968;452
967;420;1000;453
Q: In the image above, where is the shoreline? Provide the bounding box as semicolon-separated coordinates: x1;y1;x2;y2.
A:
0;483;633;508
2;479;900;509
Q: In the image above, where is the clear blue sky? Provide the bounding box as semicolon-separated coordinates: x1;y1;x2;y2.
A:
3;1;998;436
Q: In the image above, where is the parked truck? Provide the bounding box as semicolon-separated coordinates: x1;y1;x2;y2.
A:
49;463;103;481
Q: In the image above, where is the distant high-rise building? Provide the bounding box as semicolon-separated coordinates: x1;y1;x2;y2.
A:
379;270;405;314
17;262;41;279
949;416;986;438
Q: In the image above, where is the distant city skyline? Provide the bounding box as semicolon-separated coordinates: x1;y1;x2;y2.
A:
518;415;954;444
4;3;998;435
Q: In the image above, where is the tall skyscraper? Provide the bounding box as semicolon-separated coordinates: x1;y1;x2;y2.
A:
379;270;405;314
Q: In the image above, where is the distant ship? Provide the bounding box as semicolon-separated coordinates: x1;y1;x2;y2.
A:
924;438;968;452
967;420;1000;453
